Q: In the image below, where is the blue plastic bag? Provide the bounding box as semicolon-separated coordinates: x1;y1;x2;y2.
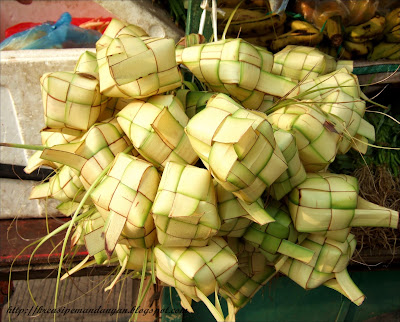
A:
0;12;102;50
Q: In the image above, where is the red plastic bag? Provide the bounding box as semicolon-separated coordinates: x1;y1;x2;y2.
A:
5;17;112;38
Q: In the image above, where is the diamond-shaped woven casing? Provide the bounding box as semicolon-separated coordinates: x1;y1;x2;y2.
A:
90;153;159;249
177;38;279;110
288;173;359;234
72;209;103;247
268;103;341;172
243;201;314;264
152;161;220;247
185;93;287;204
95;18;147;70
272;45;337;81
96;18;148;53
154;237;238;301
97;34;182;99
73;209;110;265
40;118;135;190
74;51;99;74
117;94;198;169
220;241;276;311
215;181;275;237
297;68;361;101
25;127;85;174
215;183;253;238
98;97;132;122
279;233;356;289
270;129;307;200
30;165;85;203
175;90;214;119
175;33;206;61
318;89;374;154
115;244;152;272
288;173;399;243
76;118;136;190
40;71;108;131
40;127;84;147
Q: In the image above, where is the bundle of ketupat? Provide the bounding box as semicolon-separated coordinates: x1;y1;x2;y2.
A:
3;18;399;321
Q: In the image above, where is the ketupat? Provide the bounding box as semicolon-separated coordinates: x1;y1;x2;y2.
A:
272;45;337;81
117;94;198;170
287;173;399;241
152;161;220;247
97;32;182;98
154;237;238;321
40;71;108;131
40;117;135;190
90;152;160;254
215;181;275;237
177;38;298;110
268;103;341;172
24;127;84;174
243;201;314;264
317;89;374;154
220;240;277;313
29;165;87;204
269;129;307;200
279;233;365;305
186;93;288;203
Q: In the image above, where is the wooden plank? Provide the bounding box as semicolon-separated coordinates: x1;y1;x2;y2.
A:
0;218;87;267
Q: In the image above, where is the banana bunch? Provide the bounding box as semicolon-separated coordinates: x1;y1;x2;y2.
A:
319;13;397;60
270;20;323;52
368;9;400;60
217;8;286;47
338;15;385;59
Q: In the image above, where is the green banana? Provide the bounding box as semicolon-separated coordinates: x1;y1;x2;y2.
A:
218;8;286;37
346;16;386;43
368;42;400;60
290;20;318;32
325;15;344;47
271;20;323;52
343;41;372;57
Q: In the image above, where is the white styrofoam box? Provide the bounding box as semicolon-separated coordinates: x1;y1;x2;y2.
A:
0;48;91;165
0;48;90;219
94;0;184;41
0;179;60;219
1;86;26;166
